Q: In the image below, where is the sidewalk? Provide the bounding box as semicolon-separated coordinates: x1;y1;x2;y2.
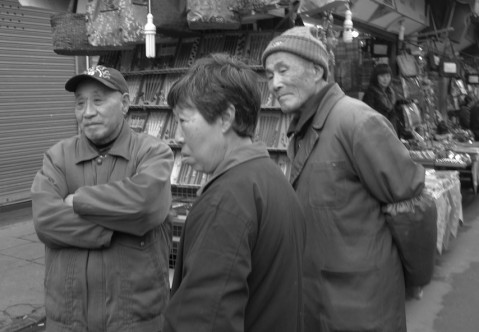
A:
0;191;477;332
0;206;45;332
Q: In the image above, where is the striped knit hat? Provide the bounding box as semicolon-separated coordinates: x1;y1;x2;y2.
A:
262;26;329;79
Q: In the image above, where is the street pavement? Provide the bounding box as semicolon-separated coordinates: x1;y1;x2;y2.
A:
1;191;479;332
0;203;44;332
406;190;479;332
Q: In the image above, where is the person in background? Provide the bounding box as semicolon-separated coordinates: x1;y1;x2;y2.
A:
31;66;174;332
362;63;399;134
262;26;425;331
458;95;474;130
468;96;479;141
163;53;305;332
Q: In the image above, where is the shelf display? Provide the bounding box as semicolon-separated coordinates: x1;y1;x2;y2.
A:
144;111;171;138
174;37;201;67
125;110;148;133
138;74;164;105
104;30;290;189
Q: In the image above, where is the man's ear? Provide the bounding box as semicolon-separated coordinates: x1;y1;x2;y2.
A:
220;103;236;133
121;93;131;117
313;64;325;82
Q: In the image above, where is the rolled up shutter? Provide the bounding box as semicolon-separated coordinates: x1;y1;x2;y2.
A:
0;0;77;205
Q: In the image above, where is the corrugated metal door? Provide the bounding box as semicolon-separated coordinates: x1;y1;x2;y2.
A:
0;0;78;206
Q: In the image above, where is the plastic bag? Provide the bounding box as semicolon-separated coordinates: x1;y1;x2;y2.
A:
397;53;418;77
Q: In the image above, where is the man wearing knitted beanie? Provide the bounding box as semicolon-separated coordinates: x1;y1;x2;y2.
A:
263;26;426;331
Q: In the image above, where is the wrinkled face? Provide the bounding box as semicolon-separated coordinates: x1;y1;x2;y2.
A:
265;52;320;114
74;80;128;145
377;73;391;89
173;105;226;175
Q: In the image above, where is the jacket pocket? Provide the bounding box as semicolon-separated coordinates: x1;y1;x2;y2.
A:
309;161;349;209
320;267;383;331
114;227;170;322
44;248;80;325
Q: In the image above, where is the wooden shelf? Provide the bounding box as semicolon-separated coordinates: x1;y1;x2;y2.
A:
129;105;281;111
129;104;170;110
122;67;190;76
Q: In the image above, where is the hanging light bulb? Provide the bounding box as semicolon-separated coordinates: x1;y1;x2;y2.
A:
398;20;405;41
343;6;353;43
144;0;156;58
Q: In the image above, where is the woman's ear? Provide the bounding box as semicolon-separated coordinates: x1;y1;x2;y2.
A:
220;104;236;133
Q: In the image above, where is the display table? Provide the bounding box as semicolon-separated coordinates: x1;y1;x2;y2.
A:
451;142;479;195
409;142;479;195
426;170;463;254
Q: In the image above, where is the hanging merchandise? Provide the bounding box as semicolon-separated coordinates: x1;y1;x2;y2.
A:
449;78;468;97
439;38;460;78
50;11;94;55
230;0;288;13
50;0;135;55
151;0;189;34
187;0;241;30
426;39;441;72
396;52;418;77
86;0;148;47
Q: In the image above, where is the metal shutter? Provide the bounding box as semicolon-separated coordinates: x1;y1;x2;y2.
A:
0;0;77;206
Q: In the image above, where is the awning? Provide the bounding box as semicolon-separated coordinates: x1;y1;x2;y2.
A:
299;0;428;39
18;0;69;12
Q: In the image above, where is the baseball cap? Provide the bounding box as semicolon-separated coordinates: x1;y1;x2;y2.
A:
65;65;129;94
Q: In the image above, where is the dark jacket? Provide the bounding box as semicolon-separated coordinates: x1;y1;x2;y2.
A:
363;84;399;133
290;84;425;331
469;102;479;140
31;122;174;332
164;143;306;332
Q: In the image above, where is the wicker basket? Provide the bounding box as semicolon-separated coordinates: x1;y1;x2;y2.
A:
50;12;134;56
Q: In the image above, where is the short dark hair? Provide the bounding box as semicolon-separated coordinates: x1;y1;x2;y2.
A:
370;63;392;86
167;53;261;138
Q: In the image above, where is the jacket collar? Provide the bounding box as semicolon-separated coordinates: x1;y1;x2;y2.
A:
287;83;335;137
75;120;132;164
288;83;345;186
310;83;345;131
197;142;269;195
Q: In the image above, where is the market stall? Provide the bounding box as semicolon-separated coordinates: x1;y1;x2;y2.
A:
426;170;463;254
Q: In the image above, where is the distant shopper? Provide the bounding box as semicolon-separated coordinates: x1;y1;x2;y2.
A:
31;66;174;331
458;95;474;130
262;26;425;331
363;63;399;133
469;97;479;141
163;53;305;332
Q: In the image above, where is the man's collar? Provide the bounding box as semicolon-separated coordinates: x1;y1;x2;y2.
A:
287;83;335;137
75;120;132;163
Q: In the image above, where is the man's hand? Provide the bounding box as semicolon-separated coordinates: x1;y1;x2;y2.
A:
64;194;75;207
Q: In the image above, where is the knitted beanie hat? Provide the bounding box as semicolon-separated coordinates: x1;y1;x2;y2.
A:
261;26;330;79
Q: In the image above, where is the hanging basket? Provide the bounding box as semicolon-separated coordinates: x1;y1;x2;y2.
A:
50;12;134;56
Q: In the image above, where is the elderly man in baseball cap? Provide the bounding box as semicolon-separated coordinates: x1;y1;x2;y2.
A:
263;26;425;332
31;65;174;331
